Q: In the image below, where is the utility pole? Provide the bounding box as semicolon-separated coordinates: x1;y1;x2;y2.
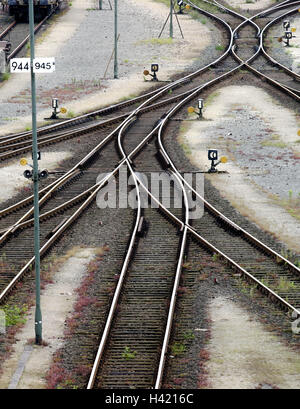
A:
114;0;118;78
29;0;42;345
170;0;173;38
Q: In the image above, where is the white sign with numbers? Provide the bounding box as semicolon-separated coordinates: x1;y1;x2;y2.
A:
10;58;30;73
33;57;55;73
10;57;55;73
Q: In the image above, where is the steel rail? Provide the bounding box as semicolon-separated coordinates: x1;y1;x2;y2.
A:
0;169;80;244
0;20;16;40
0;0;234;146
0;184;97;233
135;176;300;312
0;165;119;302
205;0;300;93
0;0;287;311
6;6;58;61
0;120;125;241
87;110;192;389
1;0;298;303
0;0;296;148
0;110;168;302
260;5;300;78
156;73;300;275
131;174;300;320
2;1;300;390
0;114;128;160
231;43;300;99
86;8;300;384
0;114;128;149
224;0;300;82
111;162;300;388
154;171;189;389
65;0;300;388
0;1;237;232
152;73;300;319
87;117;143;390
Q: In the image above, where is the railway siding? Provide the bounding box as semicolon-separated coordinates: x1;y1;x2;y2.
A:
0;0;299;391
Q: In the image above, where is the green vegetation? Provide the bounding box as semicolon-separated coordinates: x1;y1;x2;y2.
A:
183;330;195;341
3;305;28;327
212;253;219;262
67;110;75;118
180;141;192;155
1;72;10;81
153;0;220;17
170;341;186;356
215;44;225;51
272;191;300;222
205;90;220;107
136;37;173;46
276;277;296;292
261;139;287;148
122;346;137;360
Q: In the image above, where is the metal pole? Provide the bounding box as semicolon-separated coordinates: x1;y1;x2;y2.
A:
29;0;42;345
99;0;103;10
170;0;173;38
114;0;118;78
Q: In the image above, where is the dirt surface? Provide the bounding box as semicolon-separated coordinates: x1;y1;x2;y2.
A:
207;296;300;389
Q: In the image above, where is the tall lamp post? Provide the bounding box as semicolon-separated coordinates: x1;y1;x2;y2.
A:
28;0;42;345
114;0;118;78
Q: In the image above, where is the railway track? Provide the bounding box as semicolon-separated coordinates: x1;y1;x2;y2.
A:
0;1;299;158
0;0;299;389
0;5;59;63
